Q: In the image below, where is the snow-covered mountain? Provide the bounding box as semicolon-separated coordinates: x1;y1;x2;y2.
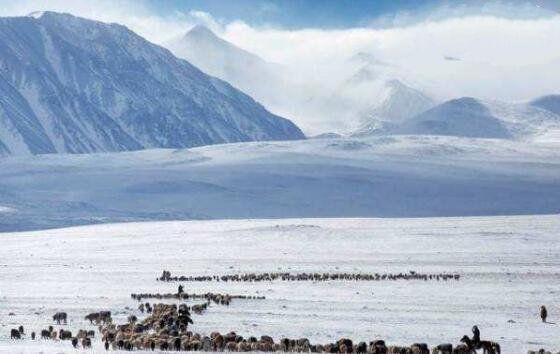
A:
353;79;435;135
166;25;283;107
531;94;560;115
392;97;560;139
0;12;304;156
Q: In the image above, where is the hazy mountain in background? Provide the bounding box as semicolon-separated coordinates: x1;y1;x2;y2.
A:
166;25;286;109
353;79;435;135
530;94;560;115
0;13;304;156
392;97;560;139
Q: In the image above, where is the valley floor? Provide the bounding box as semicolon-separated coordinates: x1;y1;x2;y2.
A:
0;215;559;353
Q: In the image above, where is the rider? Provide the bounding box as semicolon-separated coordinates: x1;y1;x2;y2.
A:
472;325;480;345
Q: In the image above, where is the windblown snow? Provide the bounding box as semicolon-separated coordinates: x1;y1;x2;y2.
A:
0;216;559;353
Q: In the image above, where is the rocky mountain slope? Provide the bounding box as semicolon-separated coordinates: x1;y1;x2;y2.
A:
0;13;304;156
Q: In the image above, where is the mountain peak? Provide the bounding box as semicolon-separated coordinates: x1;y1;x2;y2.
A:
393;97;513;139
0;13;304;156
186;25;218;39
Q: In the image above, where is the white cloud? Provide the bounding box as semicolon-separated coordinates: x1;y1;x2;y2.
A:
0;0;193;43
221;15;560;102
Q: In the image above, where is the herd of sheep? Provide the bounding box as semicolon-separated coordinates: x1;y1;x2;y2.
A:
4;270;556;354
95;303;492;354
158;271;461;283
131;291;265;304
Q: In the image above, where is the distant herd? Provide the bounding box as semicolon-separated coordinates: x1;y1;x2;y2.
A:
157;271;461;283
131;291;265;304
4;270;556;354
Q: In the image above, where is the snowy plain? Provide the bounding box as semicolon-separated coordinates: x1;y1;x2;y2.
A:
1;135;560;232
0;215;559;353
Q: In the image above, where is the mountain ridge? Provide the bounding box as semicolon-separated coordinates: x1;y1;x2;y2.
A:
0;12;304;156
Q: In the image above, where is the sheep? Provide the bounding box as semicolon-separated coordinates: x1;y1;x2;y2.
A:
59;329;72;340
85;312;99;324
158;270;461;283
10;329;21;339
432;343;453;354
226;341;238;351
411;343;430;354
213;333;225;350
31;331;36;340
479;340;501;354
53;311;67;324
82;337;92;348
387;346;408;354
71;337;79;348
41;329;51;339
452;344;474;354
370;340;387;354
541;306;548;323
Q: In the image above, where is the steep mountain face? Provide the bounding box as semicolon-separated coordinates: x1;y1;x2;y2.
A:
393;97;560;139
353;80;435;135
531;94;560;115
166;25;283;105
0;13;304;156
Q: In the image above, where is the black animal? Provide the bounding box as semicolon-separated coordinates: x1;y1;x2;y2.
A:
59;329;72;340
53;311;67;324
10;329;21;339
31;332;36;340
18;325;24;334
71;337;79;348
356;342;368;354
433;343;453;354
541;305;548;323
82;337;92;348
411;343;429;354
479;340;501;354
